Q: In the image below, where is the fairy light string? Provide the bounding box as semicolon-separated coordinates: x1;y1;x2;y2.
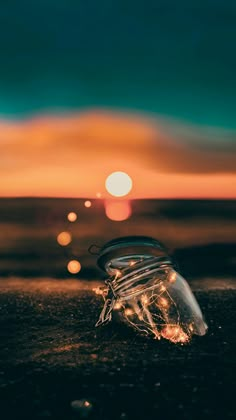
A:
95;244;207;344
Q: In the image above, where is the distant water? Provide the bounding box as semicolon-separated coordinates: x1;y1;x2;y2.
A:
0;198;235;279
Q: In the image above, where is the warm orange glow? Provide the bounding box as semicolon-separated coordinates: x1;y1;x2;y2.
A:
57;231;72;246
114;301;122;310
67;212;77;222
105;200;132;221
141;295;149;304
129;261;136;267
169;272;177;283
161;325;189;343
67;260;81;274
84;200;92;208
124;308;133;316
105;171;133;197
96;192;102;198
115;270;122;279
159;297;169;308
0;110;235;199
92;286;106;296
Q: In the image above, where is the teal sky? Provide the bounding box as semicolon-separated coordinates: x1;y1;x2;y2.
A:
0;0;235;128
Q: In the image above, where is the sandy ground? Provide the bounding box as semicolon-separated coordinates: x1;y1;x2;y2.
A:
0;278;235;419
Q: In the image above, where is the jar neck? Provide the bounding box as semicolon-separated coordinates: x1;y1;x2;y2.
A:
107;256;173;301
97;236;169;272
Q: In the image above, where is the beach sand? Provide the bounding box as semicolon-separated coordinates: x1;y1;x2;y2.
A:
0;278;235;419
0;199;235;419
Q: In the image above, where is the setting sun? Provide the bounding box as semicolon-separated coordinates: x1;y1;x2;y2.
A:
105;171;133;197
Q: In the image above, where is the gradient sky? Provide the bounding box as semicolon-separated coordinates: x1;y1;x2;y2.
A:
0;0;235;127
0;1;235;198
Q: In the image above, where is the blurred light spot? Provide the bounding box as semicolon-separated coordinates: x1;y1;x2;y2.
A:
71;399;93;414
84;200;92;208
105;171;133;197
141;295;149;304
159;297;169;308
67;260;81;274
161;325;189;343
124;308;133;316
96;192;102;198
105;200;132;221
115;269;122;278
92;286;107;296
67;212;77;222
114;301;122;310
169;272;177;283
57;231;72;246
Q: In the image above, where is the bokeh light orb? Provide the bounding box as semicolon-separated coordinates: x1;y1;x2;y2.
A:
57;231;72;246
105;172;133;197
67;259;81;274
84;200;92;208
105;200;132;221
67;212;77;222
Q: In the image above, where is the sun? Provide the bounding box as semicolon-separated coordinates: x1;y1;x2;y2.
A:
105;171;133;197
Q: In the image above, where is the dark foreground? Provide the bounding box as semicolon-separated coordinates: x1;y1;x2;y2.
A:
0;279;235;420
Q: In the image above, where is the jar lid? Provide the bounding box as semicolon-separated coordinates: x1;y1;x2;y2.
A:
97;235;170;271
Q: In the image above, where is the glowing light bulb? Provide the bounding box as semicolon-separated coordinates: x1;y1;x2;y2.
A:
114;301;122;310
95;236;207;343
124;308;134;316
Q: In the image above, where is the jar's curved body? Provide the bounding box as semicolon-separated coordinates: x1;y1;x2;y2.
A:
96;237;207;343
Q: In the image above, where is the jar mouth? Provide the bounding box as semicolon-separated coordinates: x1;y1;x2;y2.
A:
108;256;172;300
97;236;171;273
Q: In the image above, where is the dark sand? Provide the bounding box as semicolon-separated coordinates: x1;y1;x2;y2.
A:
0;199;235;418
0;279;235;420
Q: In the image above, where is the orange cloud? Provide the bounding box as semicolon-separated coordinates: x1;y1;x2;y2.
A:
0;110;235;198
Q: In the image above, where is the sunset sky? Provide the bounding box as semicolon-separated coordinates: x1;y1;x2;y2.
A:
0;1;235;198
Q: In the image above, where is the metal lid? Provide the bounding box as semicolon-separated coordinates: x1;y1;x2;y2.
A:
97;235;170;271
